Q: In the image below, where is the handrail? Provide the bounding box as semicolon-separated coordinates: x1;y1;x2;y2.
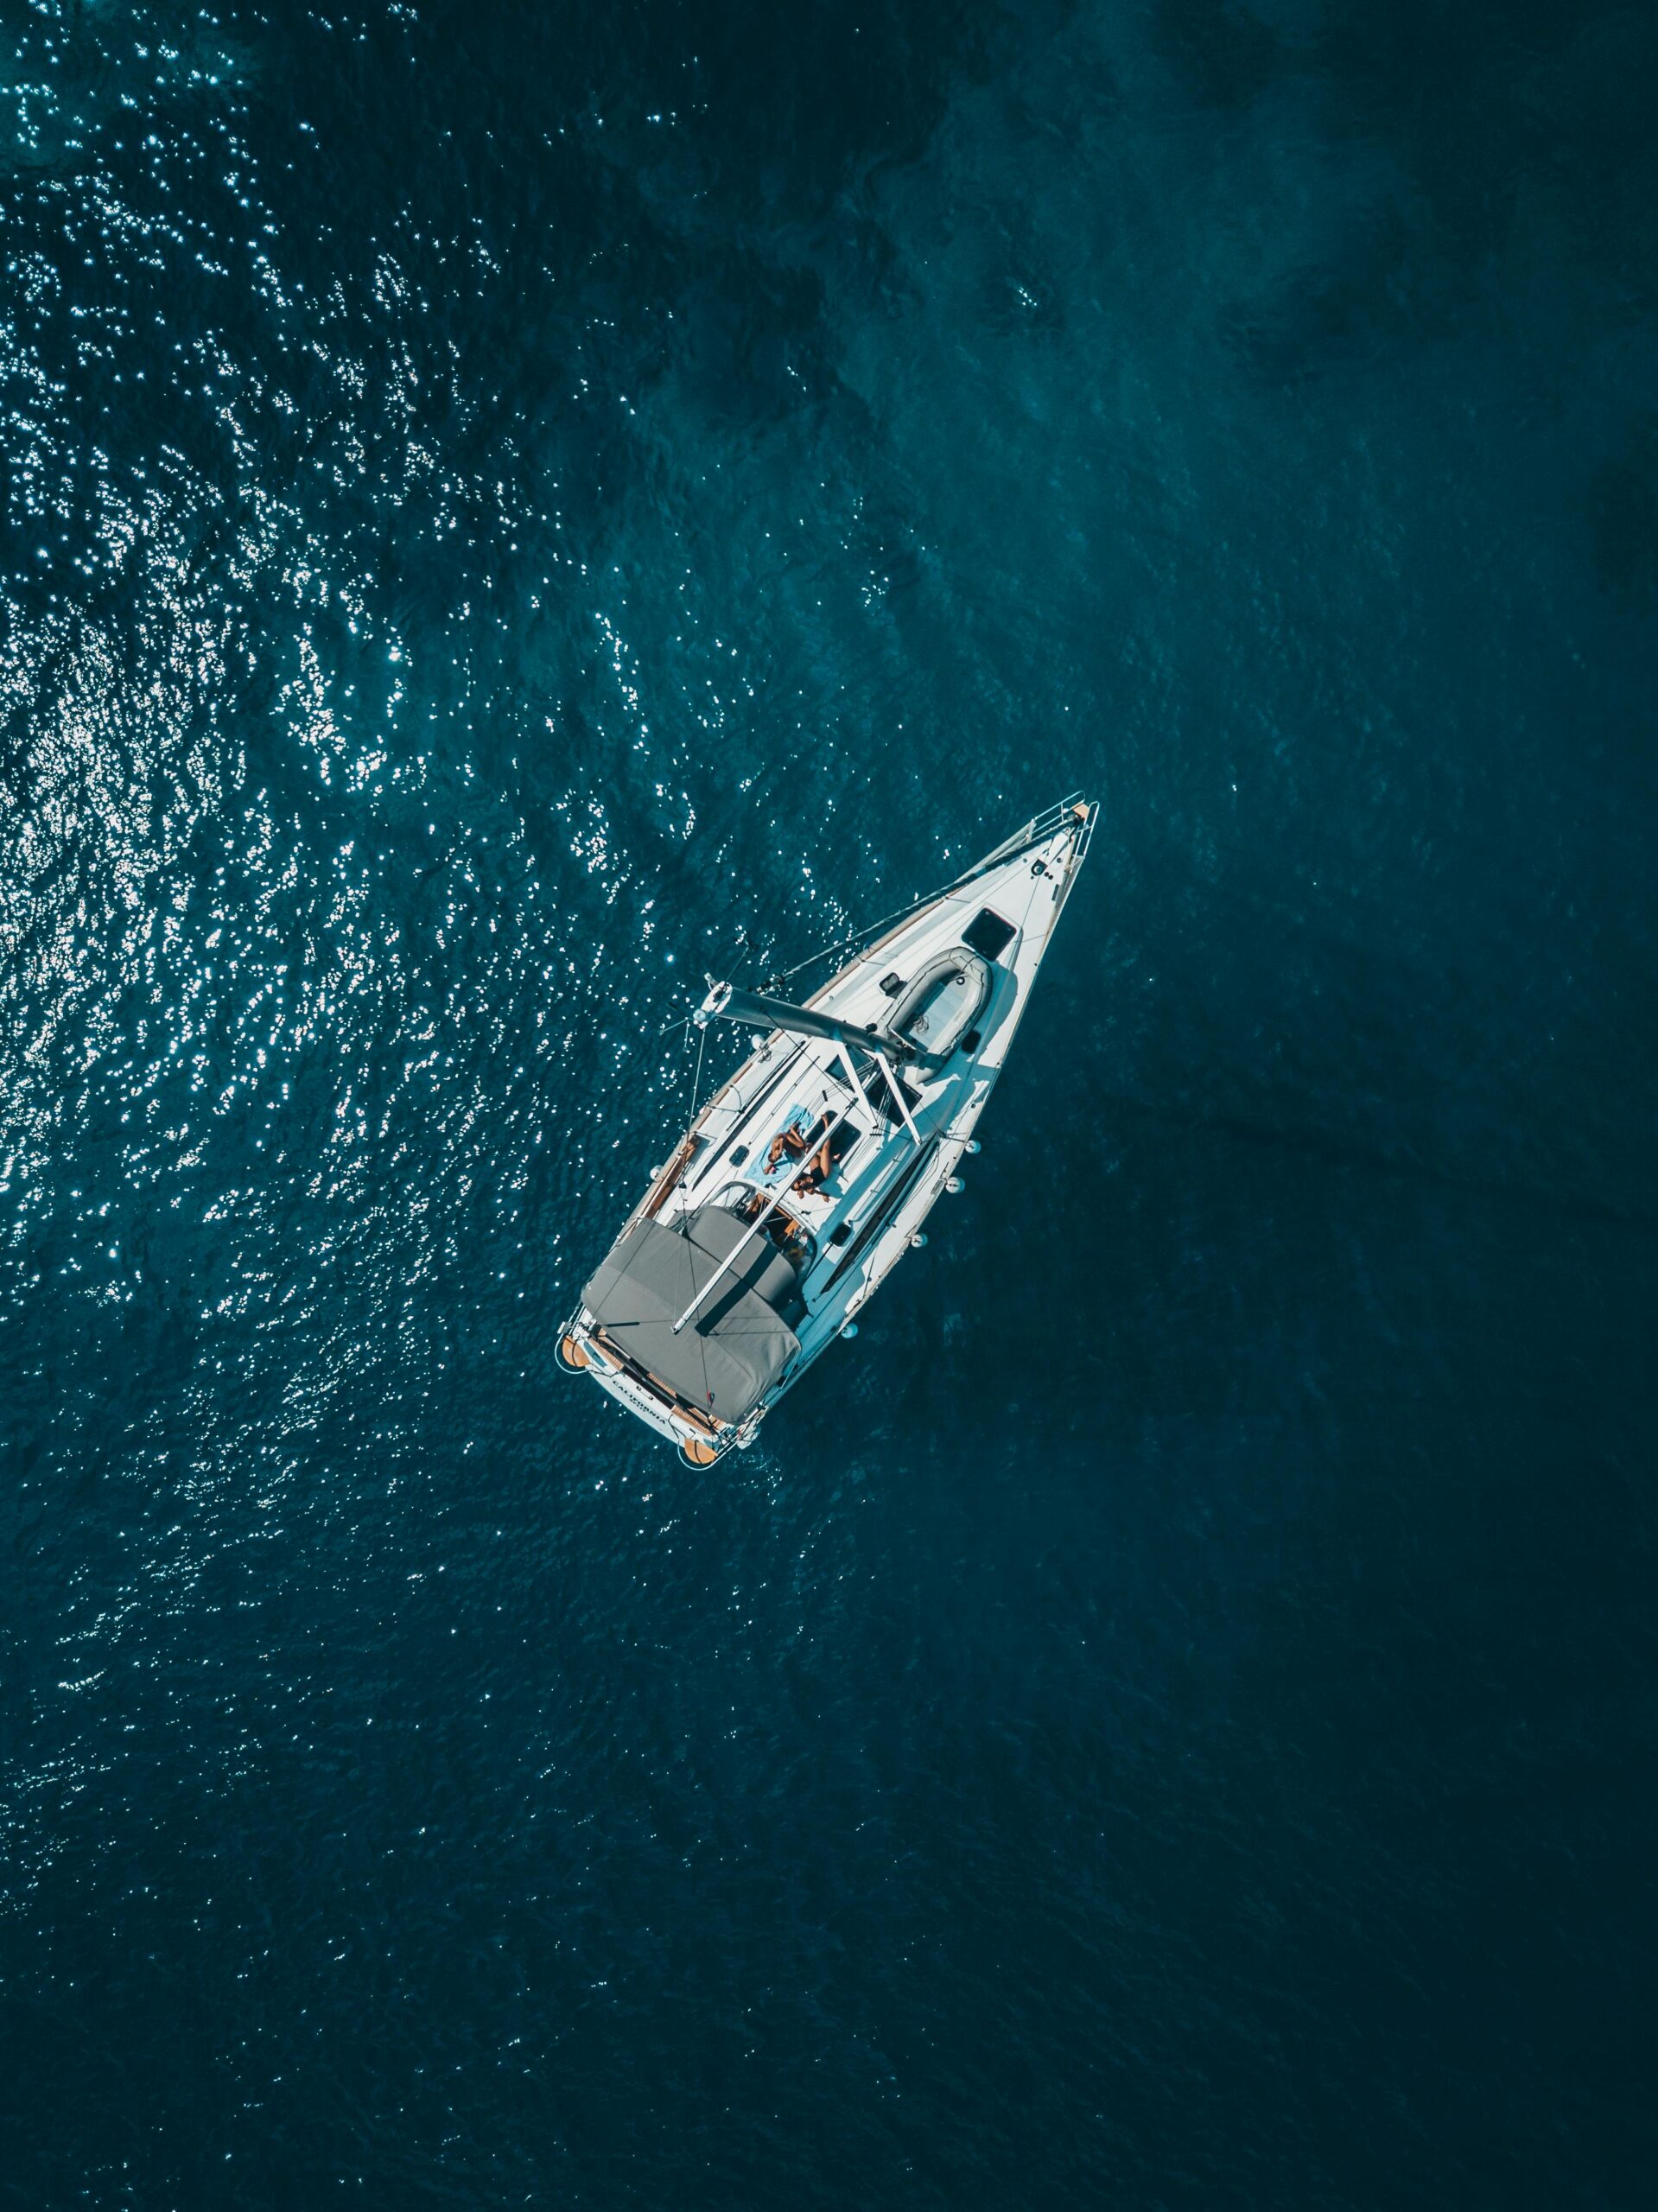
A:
821;1135;941;1292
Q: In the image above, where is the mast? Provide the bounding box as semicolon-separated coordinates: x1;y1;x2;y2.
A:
694;978;913;1064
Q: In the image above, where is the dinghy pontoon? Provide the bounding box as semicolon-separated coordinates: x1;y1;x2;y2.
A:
558;796;1096;1464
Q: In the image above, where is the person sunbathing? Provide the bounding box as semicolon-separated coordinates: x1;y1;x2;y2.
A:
791;1136;834;1193
791;1116;857;1194
766;1115;823;1173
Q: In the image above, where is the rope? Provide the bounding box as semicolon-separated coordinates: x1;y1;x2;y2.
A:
759;800;1070;988
688;1008;708;1118
679;1008;714;1418
763;880;947;990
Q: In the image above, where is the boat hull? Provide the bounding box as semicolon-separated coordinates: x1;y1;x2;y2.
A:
562;796;1096;1462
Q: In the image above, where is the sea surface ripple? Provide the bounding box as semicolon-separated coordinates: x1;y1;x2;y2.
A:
3;3;1657;2206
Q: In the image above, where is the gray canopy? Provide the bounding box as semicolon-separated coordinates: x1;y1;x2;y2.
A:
581;1205;803;1424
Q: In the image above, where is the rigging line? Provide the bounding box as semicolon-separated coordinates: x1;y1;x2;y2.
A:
689;1008;708;1118
766;880;937;987
685;1035;716;1397
766;803;1069;987
691;1223;711;1413
658;1078;713;1414
675;1201;712;1418
659;970;718;1421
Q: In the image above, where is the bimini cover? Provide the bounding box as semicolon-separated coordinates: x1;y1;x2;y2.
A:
581;1205;803;1423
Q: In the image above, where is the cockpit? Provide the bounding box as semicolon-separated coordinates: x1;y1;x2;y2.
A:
711;1182;819;1272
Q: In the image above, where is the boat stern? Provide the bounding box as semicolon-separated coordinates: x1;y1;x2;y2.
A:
558;1319;739;1466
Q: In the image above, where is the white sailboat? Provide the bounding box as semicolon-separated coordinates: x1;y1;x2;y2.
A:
558;795;1097;1464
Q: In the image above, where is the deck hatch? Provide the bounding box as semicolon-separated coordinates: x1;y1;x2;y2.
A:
962;907;1017;962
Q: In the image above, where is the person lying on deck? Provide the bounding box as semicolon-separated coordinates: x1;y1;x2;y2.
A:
765;1111;824;1175
791;1119;856;1196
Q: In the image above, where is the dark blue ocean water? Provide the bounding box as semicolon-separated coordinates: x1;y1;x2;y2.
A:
4;3;1657;2204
